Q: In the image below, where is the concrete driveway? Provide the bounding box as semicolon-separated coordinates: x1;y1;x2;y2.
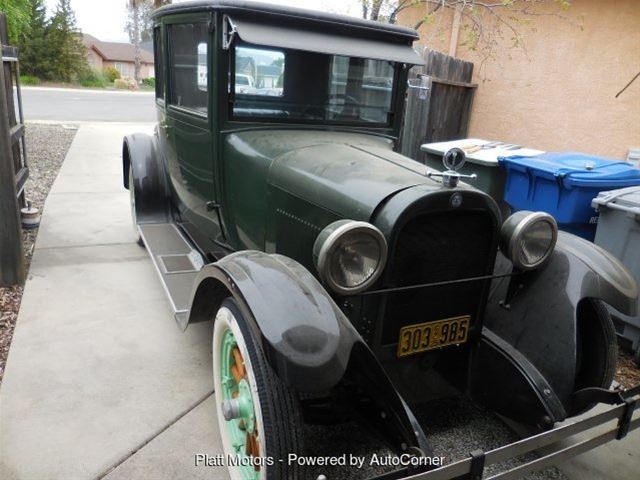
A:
0;122;638;480
0;123;227;480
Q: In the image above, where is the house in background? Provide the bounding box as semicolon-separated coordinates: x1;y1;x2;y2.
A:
236;55;257;82
256;64;282;89
398;0;639;159
82;34;155;80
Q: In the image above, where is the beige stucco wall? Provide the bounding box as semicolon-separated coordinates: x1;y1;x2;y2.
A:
86;47;103;70
399;0;640;159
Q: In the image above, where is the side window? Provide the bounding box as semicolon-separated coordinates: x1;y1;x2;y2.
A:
168;22;208;115
153;26;164;100
233;46;285;97
197;43;207;91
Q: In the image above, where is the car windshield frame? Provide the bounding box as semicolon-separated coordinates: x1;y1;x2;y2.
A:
227;42;400;129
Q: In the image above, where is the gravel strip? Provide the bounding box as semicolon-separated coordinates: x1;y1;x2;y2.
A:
0;123;77;385
306;396;568;480
616;348;640;388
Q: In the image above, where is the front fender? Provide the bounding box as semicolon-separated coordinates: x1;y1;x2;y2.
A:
485;231;638;408
187;251;431;454
554;232;637;316
188;250;358;393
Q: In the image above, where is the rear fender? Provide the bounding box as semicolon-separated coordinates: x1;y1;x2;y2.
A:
122;132;170;223
484;231;637;413
187;251;430;453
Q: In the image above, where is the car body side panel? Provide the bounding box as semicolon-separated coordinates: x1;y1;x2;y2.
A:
485;232;638;407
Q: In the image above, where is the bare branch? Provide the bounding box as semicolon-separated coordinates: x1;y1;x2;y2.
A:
371;0;580;72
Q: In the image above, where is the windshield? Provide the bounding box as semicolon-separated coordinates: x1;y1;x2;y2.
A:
230;45;397;126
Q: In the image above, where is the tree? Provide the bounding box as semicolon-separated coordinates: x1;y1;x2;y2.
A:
47;0;87;82
126;1;143;83
125;0;158;83
0;0;30;44
362;1;575;64
125;0;171;82
18;0;50;78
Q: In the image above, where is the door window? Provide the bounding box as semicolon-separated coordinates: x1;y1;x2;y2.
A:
153;27;164;100
233;46;284;97
168;22;209;116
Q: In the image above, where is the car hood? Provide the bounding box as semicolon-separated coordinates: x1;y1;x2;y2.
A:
265;131;438;220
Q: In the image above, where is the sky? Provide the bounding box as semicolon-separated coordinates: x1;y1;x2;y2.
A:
45;0;361;43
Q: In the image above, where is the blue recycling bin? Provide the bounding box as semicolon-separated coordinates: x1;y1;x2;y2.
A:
498;152;640;240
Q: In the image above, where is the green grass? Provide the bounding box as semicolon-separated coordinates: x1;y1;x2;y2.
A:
79;77;108;88
142;77;155;88
77;70;108;88
19;75;41;86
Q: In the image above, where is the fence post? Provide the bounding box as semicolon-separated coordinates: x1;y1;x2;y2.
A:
0;12;25;286
400;74;431;159
399;48;477;163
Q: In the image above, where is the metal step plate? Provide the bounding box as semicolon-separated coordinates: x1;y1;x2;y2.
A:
158;253;201;274
138;223;204;328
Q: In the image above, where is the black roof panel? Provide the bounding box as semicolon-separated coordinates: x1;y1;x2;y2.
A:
152;0;419;42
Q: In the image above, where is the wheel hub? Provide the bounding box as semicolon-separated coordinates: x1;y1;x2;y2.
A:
219;326;261;476
221;379;255;432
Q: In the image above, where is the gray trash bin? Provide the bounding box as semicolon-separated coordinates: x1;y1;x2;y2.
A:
592;186;640;365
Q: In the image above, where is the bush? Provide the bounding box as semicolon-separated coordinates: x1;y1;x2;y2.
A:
114;78;130;89
78;69;107;88
142;77;155;88
20;75;41;86
102;66;120;83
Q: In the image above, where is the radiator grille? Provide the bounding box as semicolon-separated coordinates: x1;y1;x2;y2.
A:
381;210;495;344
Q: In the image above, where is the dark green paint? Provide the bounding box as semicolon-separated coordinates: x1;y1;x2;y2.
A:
152;8;426;260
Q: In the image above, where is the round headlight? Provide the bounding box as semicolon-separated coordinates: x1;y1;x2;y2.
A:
500;211;558;270
313;220;387;295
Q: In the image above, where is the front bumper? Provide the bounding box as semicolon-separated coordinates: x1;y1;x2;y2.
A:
367;384;639;480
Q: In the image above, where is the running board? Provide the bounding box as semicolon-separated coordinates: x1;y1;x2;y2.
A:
138;223;204;328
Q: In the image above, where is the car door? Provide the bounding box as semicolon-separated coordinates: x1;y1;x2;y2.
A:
164;16;222;247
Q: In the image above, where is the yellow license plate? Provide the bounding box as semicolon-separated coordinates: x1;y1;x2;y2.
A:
397;315;470;357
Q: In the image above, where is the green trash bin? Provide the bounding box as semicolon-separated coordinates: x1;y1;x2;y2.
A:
420;139;544;221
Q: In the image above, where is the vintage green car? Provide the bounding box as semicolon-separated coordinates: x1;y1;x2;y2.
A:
123;1;639;479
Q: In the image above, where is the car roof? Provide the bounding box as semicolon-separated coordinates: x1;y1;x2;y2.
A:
152;0;419;42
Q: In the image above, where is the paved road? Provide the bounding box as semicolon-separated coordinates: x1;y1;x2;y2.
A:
17;86;156;122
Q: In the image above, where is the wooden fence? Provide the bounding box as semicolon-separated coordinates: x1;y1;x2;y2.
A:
0;12;26;286
400;48;477;163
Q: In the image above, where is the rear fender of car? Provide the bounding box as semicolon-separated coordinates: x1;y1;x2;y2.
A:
187;250;431;454
479;231;637;422
122;132;170;223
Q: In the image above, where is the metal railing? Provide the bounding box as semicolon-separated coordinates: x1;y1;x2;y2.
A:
370;385;639;480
